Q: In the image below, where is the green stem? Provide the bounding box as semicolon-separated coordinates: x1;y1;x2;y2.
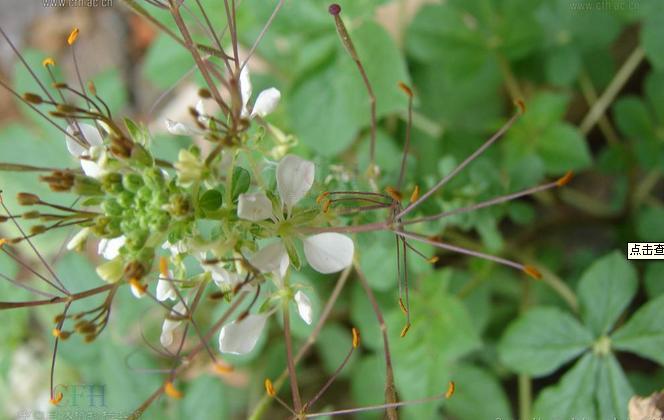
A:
518;373;532;420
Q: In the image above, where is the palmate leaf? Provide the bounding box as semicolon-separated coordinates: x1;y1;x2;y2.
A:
533;353;599;420
577;251;638;337
612;294;664;366
498;307;593;376
596;354;634;420
445;363;512;420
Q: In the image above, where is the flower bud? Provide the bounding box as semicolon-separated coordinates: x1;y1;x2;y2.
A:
17;193;40;205
96;257;124;283
73;175;103;196
122;173;144;192
101;199;123;217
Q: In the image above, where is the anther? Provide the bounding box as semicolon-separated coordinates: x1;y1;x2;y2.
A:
400;322;411;338
42;57;55;67
67;28;80;46
316;191;330;204
398;298;408;315
445;381;455;399
328;3;341;15
385;187;402;202
198;88;212;99
0;238;7;248
50;392;63;405
87;80;97;96
428;256;439;264
514;99;526;114
556;171;574;187
159;256;169;278
398;81;413;98
322;199;331;213
410;185;420;203
352;327;360;348
523;265;542;280
264;378;276;397
164;381;183;399
213;362;234;375
129;278;147;296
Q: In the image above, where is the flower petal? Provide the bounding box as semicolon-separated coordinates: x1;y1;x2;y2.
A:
250;241;289;278
80;159;101;178
165;119;196;136
98;236;126;260
156;278;177;302
130;283;146;299
207;266;241;289
218;314;267;355
237;192;273;222
65;123;103;156
161;301;187;347
251;88;281;118
294;291;313;325
303;233;354;274
66;228;90;251
195;100;209;125
239;65;252;117
276;155;315;209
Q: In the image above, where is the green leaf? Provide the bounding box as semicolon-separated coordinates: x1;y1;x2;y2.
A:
545;46;581;86
350;354;385;420
636;206;664;242
316;323;357;378
290;21;409;156
445;363;512;420
577;251;638;336
644;262;664;299
357;231;397;292
596;354;634;420
231;166;251;200
498;307;593;376
199;189;223;212
142;33;195;89
642;8;664;69
612;294;664;365
535;122;592;174
645;70;664;124
180;375;229;419
533;353;599;419
124;118;150;146
613;96;655;140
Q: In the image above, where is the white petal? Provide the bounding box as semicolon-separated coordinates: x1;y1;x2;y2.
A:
131;283;146;299
156;278;177;302
218;314;267;355
303;233;354;274
251;88;281;118
207;267;241;288
250;241;289;277
195;100;209;125
80;159;101;178
66;228;90;251
165;119;196;136
276;155;315;209
237;192;272;222
162;240;186;256
239;65;252;117
65;123;103;156
294;291;313;325
98;236;126;260
160;319;179;347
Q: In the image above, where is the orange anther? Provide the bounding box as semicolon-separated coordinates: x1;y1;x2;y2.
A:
42;57;55;67
164;381;182;399
400;323;411;338
159;256;169;278
398;81;413;98
50;392;63;405
67;28;79;46
352;327;360;348
264;378;276;397
556;171;574;187
445;381;455;399
523;265;542;280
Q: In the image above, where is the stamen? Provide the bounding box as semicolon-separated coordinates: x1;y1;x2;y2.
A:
385;187;402;202
398;81;413;98
22;93;44;105
164;381;183;399
213;362;233;375
523;265;542;280
556;171;574;187
316;192;330;204
50;392;63;405
42;57;55;67
445;381;455;399
264;378;276;397
159;256;169;278
514;99;526;114
400;322;410;338
410;185;420;203
398;298;407;315
129;278;148;296
352;327;360;348
67;28;79;46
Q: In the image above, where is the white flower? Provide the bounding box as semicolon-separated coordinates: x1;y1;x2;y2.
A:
236;154;355;275
294;291;313;325
130;281;146;299
98;236;126;260
156;278;177;302
237;192;273;222
205;265;242;289
218;313;267;355
160;300;187;348
162;240;187;257
249;241;290;279
165;119;197;136
65;122;105;178
239;66;281;119
66;227;90;251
